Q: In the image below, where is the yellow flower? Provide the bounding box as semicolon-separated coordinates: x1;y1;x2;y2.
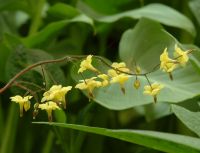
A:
108;62;130;78
174;44;189;66
110;74;130;94
111;62;130;73
38;101;60;121
98;74;109;87
110;74;129;85
160;48;177;72
10;95;32;117
78;55;98;73
108;69;118;77
75;77;101;99
143;83;164;103
41;85;72;109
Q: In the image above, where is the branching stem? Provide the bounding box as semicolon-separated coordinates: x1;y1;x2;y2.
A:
0;49;194;94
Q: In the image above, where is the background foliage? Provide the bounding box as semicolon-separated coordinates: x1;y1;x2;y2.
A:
0;0;200;153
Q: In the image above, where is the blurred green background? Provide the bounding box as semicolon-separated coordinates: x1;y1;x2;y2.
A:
1;0;200;153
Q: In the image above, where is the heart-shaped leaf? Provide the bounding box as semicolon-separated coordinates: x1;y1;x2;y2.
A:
71;18;200;110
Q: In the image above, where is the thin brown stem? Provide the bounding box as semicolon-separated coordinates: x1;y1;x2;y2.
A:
41;65;47;89
144;74;152;89
14;82;38;102
94;56;160;76
0;49;195;94
0;55;85;94
174;49;195;60
17;80;45;91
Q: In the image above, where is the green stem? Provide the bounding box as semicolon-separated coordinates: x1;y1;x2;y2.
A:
0;97;4;143
41;131;55;153
0;103;19;153
28;0;46;35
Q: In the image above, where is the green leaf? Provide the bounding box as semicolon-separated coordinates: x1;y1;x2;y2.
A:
0;34;23;82
172;104;200;137
33;122;200;153
78;0;132;14
54;109;67;123
6;46;67;92
189;0;200;25
118;18;200;107
0;0;28;12
48;3;80;19
141;103;172;122
71;18;200;110
0;12;17;37
97;3;196;36
22;14;94;47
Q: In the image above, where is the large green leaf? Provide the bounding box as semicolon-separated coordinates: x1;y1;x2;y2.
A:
118;18;200;106
96;3;196;36
71;18;200;110
172;104;200;137
34;122;200;153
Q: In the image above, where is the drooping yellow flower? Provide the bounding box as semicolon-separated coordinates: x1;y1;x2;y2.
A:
107;69;118;77
110;74;130;94
160;48;177;72
98;74;109;87
108;62;130;78
78;55;98;73
174;45;189;66
38;101;60;122
75;77;101;99
10;95;32;117
111;62;130;73
41;85;72;109
143;83;164;103
110;74;129;85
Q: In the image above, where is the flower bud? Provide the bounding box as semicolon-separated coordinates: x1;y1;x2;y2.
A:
134;79;140;89
135;66;141;74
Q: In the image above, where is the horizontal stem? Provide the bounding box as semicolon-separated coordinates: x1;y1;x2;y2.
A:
1;49;193;94
0;55;85;94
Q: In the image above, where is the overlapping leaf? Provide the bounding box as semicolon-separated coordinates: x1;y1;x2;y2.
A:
34;122;200;153
78;2;195;36
22;3;94;47
172;104;200;137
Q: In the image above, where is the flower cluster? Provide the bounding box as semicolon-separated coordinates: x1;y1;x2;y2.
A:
10;85;72;121
160;45;190;79
75;55;163;102
75;55;133;98
75;45;191;103
9;44;192;121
